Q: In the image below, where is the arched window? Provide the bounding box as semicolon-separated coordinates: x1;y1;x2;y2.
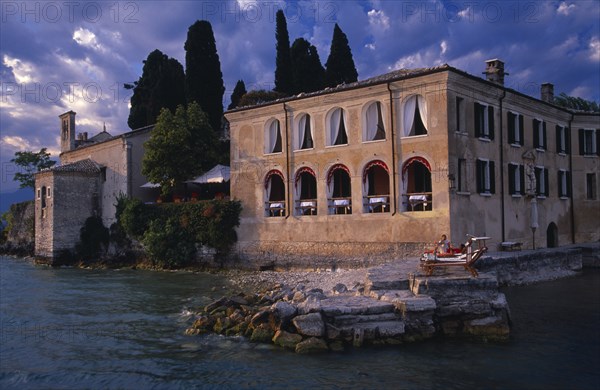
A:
402;157;432;211
41;186;47;208
327;164;352;214
403;95;428;137
294;167;317;215
264;170;285;217
326;107;348;146
363;160;390;213
363;101;385;141
296;113;313;150
264;119;282;154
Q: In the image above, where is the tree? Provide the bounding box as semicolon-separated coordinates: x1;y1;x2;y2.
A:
324;23;358;88
290;38;326;94
142;102;215;197
553;92;599;113
237;90;285;107
184;20;225;133
228;80;247;110
126;49;185;130
274;9;293;95
11;148;56;189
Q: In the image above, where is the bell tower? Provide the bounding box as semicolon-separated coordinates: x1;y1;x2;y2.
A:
59;111;76;153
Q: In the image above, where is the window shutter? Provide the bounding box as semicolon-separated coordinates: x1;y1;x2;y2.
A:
579;129;585;155
508;164;515;195
565;127;570;153
519;115;524;145
489;161;496;194
542;122;547;149
535;167;541;195
476;159;483;193
488;106;495;140
474;103;481;137
555;125;561;153
557;171;562;197
533;120;540;147
519;165;525;195
596;129;600;156
507;113;515;144
544;169;549;197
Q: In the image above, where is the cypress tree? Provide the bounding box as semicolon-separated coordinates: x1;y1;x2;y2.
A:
184;20;225;133
126;49;185;130
324;23;358;88
290;38;326;94
228;80;247;110
274;10;293;95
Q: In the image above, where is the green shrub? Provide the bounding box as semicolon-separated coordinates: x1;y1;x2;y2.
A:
142;217;197;268
76;216;109;260
119;198;158;238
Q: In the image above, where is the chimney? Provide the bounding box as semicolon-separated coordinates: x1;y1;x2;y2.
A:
541;83;554;103
483;59;508;85
83;132;88;140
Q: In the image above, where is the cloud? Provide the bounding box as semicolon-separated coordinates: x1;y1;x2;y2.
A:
557;2;576;16
73;28;101;50
367;9;389;31
3;55;37;83
440;40;448;56
589;36;600;62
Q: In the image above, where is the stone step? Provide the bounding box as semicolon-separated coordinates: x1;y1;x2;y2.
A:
329;312;401;326
364;262;415;293
320;295;396;317
409;273;498;298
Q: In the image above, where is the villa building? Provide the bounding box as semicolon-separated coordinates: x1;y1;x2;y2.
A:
34;111;153;261
225;60;599;268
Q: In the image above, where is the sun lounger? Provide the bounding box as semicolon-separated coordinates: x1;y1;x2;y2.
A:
420;236;489;277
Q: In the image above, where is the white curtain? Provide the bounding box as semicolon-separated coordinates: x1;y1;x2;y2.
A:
330;108;341;145
298;115;307;149
417;95;428;132
403;96;417;137
266;176;273;201
267;120;278;153
295;174;302;200
363;173;370;197
365;103;378;141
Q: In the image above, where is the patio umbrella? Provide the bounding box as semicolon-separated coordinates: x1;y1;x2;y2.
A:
186;165;230;184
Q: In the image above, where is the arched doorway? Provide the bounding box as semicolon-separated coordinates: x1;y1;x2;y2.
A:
402;157;432;211
327;164;352;214
265;170;285;217
295;167;317;215
363;160;390;213
546;222;558;248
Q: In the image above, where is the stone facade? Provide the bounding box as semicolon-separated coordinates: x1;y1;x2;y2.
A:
34;112;153;262
226;60;600;267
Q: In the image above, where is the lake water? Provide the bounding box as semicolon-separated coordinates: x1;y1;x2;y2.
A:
1;256;599;389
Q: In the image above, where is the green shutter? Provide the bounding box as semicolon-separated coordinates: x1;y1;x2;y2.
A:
507;113;515;144
508;164;515;194
519;115;524;145
555;125;561;153
489;161;496;194
544;169;549;197
488;106;495;140
476;159;483;193
533;119;540;147
519;165;525;195
542;121;547;150
579;129;585;155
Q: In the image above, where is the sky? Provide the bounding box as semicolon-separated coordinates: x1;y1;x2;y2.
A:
0;0;599;192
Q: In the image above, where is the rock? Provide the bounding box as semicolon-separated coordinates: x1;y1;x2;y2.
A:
297;295;322;314
205;297;228;313
328;341;345;352
295;337;328;354
249;310;271;328
272;330;303;349
292;291;306;302
250;325;275;343
271;301;297;322
332;283;348;294
213;317;232;334
293;313;325;337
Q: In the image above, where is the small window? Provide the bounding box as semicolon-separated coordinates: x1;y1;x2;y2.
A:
456;97;465;133
508;163;525;196
327;108;348;146
555;125;569;154
100;167;107;182
507;112;524;146
37;188;41;199
457;158;468;192
265;119;282;154
557;170;570;198
297;114;313;150
474;103;494;140
533;119;547;150
41;186;47;208
476;159;495;195
363;101;385;141
535;166;549;197
587;173;597;200
47;187;52;198
579;129;599;156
